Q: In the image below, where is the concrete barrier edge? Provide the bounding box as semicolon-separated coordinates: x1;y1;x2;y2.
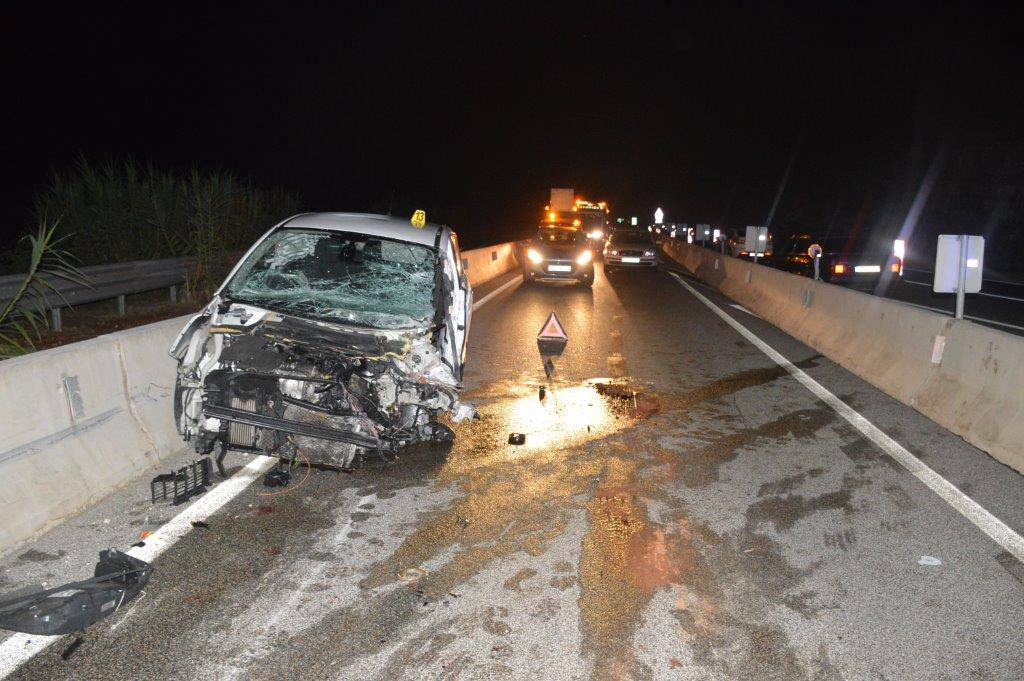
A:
663;242;1024;474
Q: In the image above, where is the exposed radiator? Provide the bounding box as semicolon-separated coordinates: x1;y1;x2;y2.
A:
227;396;259;447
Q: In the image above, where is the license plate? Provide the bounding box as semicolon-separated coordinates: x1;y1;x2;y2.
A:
548;265;571;272
622;257;640;263
854;265;880;273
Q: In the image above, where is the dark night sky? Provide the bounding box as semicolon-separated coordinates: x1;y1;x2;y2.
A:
2;2;1022;249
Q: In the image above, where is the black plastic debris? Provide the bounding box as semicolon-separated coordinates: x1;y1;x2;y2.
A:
538;386;546;401
151;457;212;505
427;423;456;444
61;636;84;660
263;469;291;488
0;550;152;636
191;520;210;529
508;433;526;445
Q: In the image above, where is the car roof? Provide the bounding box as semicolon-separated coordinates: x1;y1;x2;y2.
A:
280;212;444;247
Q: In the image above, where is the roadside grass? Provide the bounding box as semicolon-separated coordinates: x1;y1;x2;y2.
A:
6;157;302;298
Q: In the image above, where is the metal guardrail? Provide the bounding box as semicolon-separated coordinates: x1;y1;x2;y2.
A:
0;257;192;330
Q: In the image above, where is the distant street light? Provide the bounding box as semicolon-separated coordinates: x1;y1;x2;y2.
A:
654;207;664;225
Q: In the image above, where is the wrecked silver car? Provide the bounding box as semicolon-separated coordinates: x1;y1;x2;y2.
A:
169;213;474;471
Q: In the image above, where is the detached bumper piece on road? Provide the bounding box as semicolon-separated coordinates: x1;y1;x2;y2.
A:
0;550;152;636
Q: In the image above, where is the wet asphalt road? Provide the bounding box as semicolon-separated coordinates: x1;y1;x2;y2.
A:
7;263;1024;680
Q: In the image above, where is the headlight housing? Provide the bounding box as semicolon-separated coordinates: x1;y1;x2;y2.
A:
527;248;543;264
643;251;654;257
576;250;593;265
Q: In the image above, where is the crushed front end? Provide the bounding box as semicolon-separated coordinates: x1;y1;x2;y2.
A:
172;305;467;470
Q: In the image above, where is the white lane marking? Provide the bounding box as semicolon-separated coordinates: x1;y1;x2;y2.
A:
670;272;1024;564
904;267;1024;289
472;273;522;311
978;291;1024;303
0;267;524;678
0;455;277;677
892;299;1024;332
730;303;760;318
903;278;1024;302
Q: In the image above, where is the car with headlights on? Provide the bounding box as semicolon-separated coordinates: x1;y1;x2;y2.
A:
603;229;659;271
763;232;902;289
524;225;594;287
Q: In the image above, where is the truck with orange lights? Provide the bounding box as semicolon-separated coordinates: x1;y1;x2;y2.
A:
573;198;610;242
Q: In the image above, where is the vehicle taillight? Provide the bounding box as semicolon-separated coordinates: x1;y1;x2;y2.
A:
889;256;902;275
833;263;847;275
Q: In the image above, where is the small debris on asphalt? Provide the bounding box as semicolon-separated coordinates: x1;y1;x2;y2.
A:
263;469;291;488
508;433;526;445
61;636;84;661
538;385;546;401
191;520;210;529
595;382;661;419
918;555;942;566
399;567;427;584
131;541;146;548
139;531;153;540
253;506;274;516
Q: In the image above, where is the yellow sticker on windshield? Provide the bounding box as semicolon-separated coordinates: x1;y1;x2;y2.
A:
411;210;426;228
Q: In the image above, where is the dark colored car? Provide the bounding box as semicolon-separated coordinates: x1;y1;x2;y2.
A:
524;226;595;287
764;232;901;287
603;229;659;271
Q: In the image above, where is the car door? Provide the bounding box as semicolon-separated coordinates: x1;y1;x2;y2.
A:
440;232;472;380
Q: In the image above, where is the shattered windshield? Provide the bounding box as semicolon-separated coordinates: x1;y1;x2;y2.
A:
224;229;437;329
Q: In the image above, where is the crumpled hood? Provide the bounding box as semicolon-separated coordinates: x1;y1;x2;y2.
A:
211;302;430;358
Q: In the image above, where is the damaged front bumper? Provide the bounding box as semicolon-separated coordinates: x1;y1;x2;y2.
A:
169;301;472;470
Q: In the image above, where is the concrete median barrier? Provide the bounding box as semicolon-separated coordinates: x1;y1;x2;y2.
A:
663;241;1024;473
461;242;521;286
0;320;185;551
0;242;520;554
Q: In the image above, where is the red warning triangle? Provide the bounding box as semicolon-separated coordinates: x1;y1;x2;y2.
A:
537;311;568;341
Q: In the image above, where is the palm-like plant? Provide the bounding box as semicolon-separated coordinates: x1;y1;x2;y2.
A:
0;218;89;358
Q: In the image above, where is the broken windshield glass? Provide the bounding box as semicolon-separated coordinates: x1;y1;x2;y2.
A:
225;229;437;329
